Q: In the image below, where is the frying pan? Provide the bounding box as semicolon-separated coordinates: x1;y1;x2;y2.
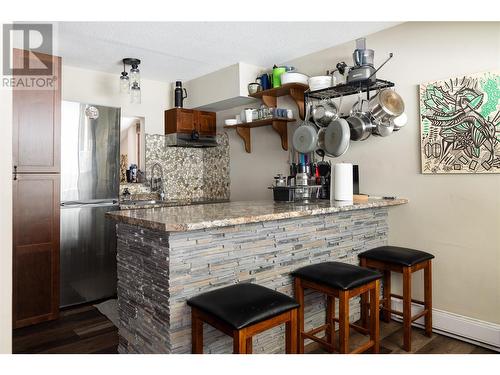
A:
323;118;350;157
292;122;318;153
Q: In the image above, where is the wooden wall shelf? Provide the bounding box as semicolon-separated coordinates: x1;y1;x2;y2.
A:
224;118;296;153
249;83;308;120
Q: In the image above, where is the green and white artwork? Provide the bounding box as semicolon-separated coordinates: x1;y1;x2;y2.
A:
419;71;500;174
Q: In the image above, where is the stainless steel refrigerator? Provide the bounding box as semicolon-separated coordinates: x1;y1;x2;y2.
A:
60;100;121;307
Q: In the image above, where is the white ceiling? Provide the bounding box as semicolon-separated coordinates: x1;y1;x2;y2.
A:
56;22;399;83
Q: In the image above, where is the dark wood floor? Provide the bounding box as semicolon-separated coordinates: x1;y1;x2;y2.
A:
13;305;496;354
310;320;496;354
13;304;118;354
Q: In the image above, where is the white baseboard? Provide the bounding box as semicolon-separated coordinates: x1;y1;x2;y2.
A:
390;297;500;352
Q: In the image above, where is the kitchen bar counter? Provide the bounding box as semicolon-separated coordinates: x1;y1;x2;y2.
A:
109;198;407;354
109;198;408;231
118;197;229;210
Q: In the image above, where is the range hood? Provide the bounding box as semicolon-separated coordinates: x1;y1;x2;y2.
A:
183;62;262;111
165;132;218;148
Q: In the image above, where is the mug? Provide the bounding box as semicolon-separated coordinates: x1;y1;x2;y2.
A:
244;108;254;123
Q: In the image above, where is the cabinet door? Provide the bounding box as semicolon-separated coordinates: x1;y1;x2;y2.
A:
13;174;60;328
177;109;196;133
196;110;216;136
165;108;195;134
12;49;61;173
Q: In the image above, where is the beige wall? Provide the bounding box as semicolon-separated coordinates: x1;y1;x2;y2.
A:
223;22;500;323
0;27;13;354
62;65;170;135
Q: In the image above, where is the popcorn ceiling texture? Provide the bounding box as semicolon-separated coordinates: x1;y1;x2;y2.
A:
145;133;230;201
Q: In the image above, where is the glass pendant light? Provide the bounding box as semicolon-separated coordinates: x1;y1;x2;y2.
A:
130;63;141;86
119;71;130;94
130;81;141;104
121;58;141;102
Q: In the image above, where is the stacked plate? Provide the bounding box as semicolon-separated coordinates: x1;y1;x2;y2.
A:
308;76;333;91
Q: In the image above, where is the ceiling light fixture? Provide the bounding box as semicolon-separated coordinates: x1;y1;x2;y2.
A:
120;58;141;104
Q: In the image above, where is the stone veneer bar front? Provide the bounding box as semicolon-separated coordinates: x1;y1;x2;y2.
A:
108;199;407;354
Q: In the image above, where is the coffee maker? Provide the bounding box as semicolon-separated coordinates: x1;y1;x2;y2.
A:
316;161;331;199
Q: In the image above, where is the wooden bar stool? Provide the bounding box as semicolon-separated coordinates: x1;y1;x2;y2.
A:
358;246;434;352
292;261;382;354
187;283;299;354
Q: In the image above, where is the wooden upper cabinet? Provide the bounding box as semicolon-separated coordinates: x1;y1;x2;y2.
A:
165;108;216;136
165;108;194;134
13;174;60;328
197;111;216;135
12;49;61;173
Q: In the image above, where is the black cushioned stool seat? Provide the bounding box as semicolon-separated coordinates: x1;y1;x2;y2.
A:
291;261;382;291
358;246;434;352
293;261;382;354
187;283;299;354
358;246;435;267
187;283;299;330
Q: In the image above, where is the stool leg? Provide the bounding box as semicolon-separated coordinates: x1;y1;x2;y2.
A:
359;258;369;329
424;260;433;337
286;308;298;354
402;266;412;352
338;290;350;354
233;330;247;354
246;337;253;354
370;280;380;353
383;270;392;323
191;309;203;354
326;296;335;353
294;278;305;354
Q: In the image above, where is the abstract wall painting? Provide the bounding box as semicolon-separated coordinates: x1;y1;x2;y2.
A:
419;71;500;174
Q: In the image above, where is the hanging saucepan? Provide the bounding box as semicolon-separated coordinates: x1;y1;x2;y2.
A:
369;89;405;124
312;99;339;127
392;112;408;131
347;112;374;141
317;127;326;149
372;120;394;137
347;93;374;141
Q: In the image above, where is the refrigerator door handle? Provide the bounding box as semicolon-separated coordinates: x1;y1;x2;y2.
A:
60;200;119;208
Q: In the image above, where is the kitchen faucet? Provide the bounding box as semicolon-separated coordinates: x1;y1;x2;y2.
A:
150;162;166;201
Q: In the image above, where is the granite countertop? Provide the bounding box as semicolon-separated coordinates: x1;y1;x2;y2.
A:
119;197;229;210
108;198;408;232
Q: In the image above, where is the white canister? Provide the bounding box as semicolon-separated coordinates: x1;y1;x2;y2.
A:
286;109;293;119
332;163;353;201
245;108;254;123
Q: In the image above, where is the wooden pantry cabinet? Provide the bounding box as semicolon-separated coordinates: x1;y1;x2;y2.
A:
12;49;61;328
165;108;216;136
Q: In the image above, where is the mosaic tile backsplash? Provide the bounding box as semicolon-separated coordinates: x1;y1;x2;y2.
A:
145;133;230;201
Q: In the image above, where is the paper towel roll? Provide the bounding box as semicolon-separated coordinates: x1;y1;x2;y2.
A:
332;163;353;201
